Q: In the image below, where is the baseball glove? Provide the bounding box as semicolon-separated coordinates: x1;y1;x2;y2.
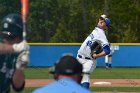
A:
90;40;103;55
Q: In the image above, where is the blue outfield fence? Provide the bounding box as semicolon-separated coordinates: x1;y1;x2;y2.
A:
29;43;140;67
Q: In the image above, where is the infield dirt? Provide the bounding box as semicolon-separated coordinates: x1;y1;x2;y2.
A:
25;79;140;87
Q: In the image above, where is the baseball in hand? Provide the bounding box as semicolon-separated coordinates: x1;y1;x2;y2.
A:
101;14;107;18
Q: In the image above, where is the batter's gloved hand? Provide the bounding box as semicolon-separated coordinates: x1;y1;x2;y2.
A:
13;40;29;53
16;50;30;70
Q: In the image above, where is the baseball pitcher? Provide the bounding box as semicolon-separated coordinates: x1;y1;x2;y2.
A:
77;14;111;89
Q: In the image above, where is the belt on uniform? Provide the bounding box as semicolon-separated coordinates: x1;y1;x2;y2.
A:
78;55;91;60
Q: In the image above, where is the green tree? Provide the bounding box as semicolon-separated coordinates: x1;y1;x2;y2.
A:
109;0;140;43
27;0;59;42
0;0;140;43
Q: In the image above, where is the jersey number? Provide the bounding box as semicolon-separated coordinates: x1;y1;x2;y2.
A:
86;40;92;47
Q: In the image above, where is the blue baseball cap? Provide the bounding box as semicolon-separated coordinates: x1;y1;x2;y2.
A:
100;16;111;27
104;18;111;27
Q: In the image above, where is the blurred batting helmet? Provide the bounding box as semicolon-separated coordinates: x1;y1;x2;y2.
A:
1;13;23;39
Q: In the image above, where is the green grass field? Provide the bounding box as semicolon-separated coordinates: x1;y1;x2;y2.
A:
11;67;140;93
24;67;140;79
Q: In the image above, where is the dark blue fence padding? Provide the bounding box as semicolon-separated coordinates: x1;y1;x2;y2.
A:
29;45;140;67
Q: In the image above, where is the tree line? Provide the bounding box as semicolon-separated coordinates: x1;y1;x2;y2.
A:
0;0;140;43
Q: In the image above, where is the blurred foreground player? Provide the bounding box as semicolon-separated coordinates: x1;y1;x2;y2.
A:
0;13;29;93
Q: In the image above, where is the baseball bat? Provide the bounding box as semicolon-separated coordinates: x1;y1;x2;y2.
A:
21;0;29;40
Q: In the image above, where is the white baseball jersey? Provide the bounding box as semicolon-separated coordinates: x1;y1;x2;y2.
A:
78;27;109;58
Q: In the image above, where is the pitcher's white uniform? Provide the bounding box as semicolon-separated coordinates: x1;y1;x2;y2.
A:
77;27;110;88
